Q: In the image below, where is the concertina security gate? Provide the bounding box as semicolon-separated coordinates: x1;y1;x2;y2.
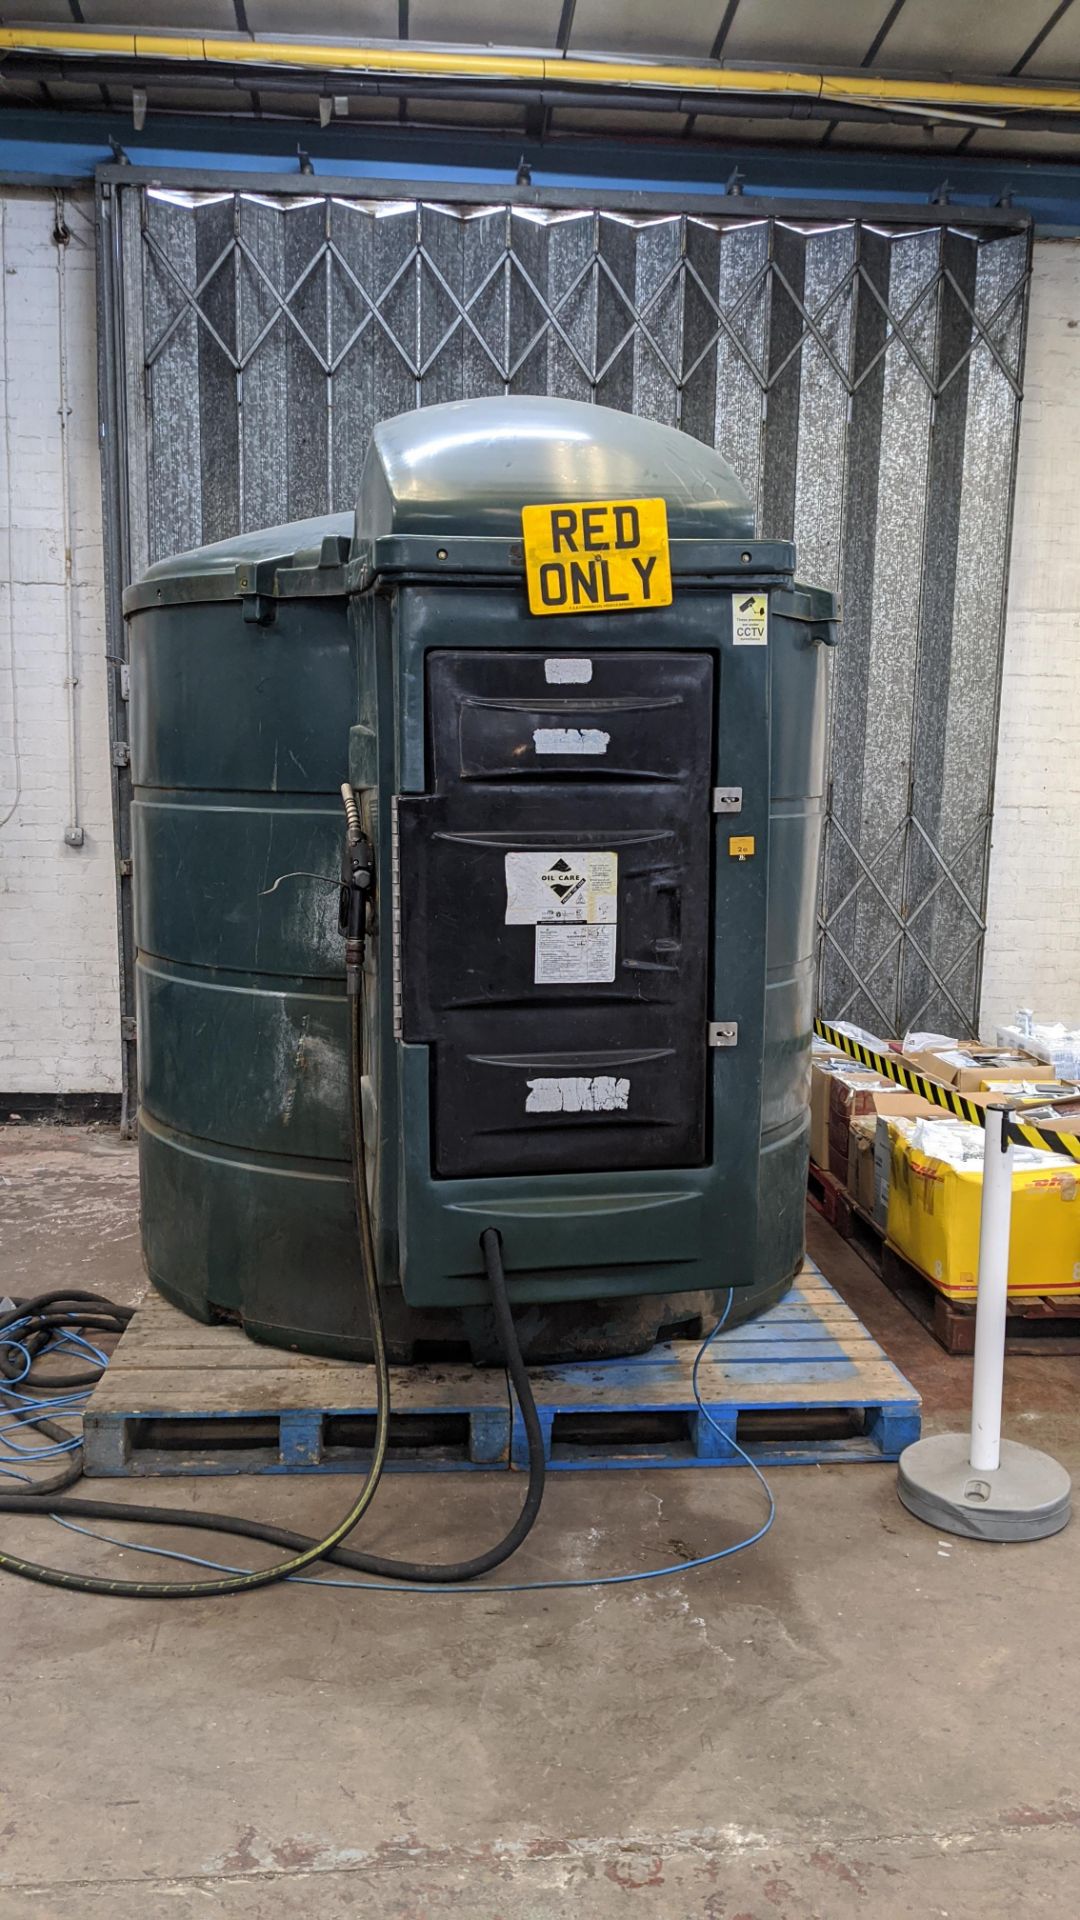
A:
97;176;1031;1115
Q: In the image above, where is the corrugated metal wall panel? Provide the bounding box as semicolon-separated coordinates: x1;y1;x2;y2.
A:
104;185;1030;1057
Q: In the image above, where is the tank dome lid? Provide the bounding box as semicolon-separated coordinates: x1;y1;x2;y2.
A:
136;512;354;587
126;400;757;614
357;397;755;544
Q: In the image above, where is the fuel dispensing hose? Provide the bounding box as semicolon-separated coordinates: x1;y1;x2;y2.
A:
0;793;548;1599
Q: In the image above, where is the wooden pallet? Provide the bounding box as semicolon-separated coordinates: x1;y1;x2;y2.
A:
874;1243;1080;1357
807;1159;854;1234
81;1261;921;1478
810;1159;1080;1356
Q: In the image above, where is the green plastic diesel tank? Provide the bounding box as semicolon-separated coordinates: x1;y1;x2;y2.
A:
126;397;837;1363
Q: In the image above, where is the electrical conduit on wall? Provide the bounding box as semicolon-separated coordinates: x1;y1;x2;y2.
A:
55;190;83;851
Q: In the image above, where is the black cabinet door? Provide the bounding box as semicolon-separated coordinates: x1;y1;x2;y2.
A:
398;648;715;1179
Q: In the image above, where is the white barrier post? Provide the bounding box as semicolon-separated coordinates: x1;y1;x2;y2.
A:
897;1103;1071;1542
969;1103;1011;1474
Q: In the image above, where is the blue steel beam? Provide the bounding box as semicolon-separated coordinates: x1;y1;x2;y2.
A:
2;107;1080;230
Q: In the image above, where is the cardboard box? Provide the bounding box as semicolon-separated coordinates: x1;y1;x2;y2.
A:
812;1034;845;1060
873;1119;891;1228
809;1058;873;1169
904;1046;1055;1093
847;1114;878;1215
945;1087;1073;1117
809;1064;830;1169
978;1080;1078;1101
827;1069;895;1179
868;1092;944;1228
1024;1095;1080;1122
886;1118;1080;1301
870;1089;944;1123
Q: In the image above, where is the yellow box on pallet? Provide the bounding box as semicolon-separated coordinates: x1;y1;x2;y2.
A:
886;1120;1080;1302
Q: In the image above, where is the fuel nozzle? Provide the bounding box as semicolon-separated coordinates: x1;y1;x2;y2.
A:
339;783;374;997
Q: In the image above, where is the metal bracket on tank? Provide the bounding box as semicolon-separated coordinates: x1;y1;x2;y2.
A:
708;1022;739;1047
712;786;743;813
233;560;278;626
240;591;275;626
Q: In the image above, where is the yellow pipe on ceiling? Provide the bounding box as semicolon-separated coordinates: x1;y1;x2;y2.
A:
2;26;1080;116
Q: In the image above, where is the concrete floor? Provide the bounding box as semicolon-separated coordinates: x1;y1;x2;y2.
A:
1;1127;1080;1918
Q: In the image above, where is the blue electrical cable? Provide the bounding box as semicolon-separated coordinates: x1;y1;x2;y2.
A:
0;1337;33;1384
47;1289;776;1595
51;1330;110;1368
0;1316;109;1460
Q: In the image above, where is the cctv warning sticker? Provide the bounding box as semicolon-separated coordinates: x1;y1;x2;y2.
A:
732;591;769;645
504;850;618;925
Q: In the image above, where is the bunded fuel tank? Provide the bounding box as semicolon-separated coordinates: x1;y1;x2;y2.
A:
126;398;837;1362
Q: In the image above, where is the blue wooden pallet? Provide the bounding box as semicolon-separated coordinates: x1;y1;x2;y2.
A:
82;1261;920;1478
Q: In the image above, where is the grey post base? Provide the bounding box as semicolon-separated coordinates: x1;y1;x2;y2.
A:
898;1433;1071;1542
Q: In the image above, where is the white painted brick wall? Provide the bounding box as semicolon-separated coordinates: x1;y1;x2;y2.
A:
0;189;120;1092
982;239;1080;1038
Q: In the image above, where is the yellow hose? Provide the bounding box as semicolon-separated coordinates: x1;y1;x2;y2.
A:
3;27;1080;118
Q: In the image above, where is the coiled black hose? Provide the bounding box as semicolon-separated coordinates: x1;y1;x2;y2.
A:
0;1291;132;1388
0;1230;545;1584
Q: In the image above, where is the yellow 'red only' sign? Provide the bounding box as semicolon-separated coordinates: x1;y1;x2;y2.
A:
521;497;673;616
